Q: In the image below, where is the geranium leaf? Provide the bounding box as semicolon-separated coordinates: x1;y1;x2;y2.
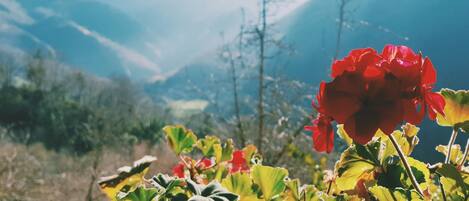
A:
98;156;157;201
436;89;469;132
369;186;423;201
337;124;353;146
437;164;468;198
284;179;301;201
213;139;234;163
163;125;197;155
242;144;258;165
118;187;158;201
335;141;380;191
251;165;288;200
378;156;430;192
197;135;221;157
187;181;239;201
221;173;260;201
436;144;465;166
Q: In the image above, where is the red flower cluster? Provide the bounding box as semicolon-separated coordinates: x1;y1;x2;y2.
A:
228;150;250;173
172;158;213;178
306;45;445;153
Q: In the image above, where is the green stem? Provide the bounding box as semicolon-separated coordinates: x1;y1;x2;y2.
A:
389;134;424;197
439;176;447;201
460;138;469;167
326;180;333;195
445;129;458;164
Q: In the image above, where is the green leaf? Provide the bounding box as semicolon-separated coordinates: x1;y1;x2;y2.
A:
436;144;465;165
334;141;380;191
436;89;469;132
381;126;419;161
369;186;423;201
197;136;221;157
221;173;259;201
437;164;468;198
336;125;353;146
251;165;288;200
378;156;430;191
284;179;301;201
214;139;234;163
187;180;239;201
163;125;197;155
119;187;158;201
150;173;184;198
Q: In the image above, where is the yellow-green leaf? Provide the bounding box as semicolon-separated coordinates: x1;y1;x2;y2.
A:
196;135;220;157
251;165;288;200
369;186;423;201
221;173;260;201
436;144;465;166
335;142;380;191
163;125;197;155
437;164;468;198
98;156;156;201
436;89;469;132
213;139;234;163
337;124;353;146
402;123;420;138
284;179;301;201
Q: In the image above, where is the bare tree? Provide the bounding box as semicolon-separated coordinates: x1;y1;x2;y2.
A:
255;0;268;153
333;0;352;60
219;11;247;147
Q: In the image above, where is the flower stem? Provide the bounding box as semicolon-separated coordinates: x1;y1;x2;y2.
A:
389;134;424;197
445;129;459;164
459;138;469;167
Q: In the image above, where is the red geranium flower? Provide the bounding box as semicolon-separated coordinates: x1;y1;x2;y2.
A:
172;158;213;178
172;162;185;178
197;158;213;169
229;150;249;173
307;45;445;152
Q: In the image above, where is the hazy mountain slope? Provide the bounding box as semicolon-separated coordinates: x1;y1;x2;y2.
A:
3;0;158;79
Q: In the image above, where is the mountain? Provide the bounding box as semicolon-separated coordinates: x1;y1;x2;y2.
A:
1;0;159;79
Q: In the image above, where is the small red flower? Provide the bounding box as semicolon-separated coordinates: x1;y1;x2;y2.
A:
197;158;213;169
229;150;249;173
172;162;185;178
307;45;445;152
305;114;334;153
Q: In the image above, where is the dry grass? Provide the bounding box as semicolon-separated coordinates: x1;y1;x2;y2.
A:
0;141;177;201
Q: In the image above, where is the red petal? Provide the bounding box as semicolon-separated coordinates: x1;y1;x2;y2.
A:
425;92;445;119
229;150;249;173
402;99;423;125
310;115;334;153
172;163;185;178
331;59;354;78
198;158;212;169
421;57;437;85
377;101;403;134
381;44;398;60
381;45;418;61
344;110;380;145
322;75;363;123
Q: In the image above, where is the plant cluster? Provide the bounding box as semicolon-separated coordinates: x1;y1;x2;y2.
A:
99;45;469;201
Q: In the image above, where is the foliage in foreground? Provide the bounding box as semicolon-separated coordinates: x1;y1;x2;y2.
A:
99;122;469;201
